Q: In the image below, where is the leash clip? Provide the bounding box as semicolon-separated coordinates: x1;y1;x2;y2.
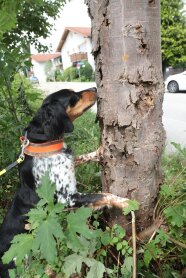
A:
20;132;30;160
0;134;29;177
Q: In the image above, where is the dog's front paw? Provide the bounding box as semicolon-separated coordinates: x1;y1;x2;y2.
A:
103;193;129;209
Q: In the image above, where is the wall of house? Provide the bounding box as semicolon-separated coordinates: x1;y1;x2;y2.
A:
31;60;46;82
61;32;95;70
86;39;95;70
32;59;59;83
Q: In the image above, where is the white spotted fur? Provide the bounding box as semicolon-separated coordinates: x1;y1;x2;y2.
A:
32;150;77;206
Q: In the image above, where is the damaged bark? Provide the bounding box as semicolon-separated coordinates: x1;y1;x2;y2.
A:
85;0;165;231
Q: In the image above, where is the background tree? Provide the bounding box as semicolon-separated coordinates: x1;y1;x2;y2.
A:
0;0;66;211
86;0;165;231
0;0;66;128
161;0;186;70
0;0;66;51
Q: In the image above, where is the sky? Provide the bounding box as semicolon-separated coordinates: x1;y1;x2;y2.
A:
31;0;91;53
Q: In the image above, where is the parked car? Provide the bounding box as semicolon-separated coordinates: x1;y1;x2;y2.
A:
29;75;39;84
165;71;186;93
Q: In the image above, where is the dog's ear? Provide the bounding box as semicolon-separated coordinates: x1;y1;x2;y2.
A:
42;101;74;139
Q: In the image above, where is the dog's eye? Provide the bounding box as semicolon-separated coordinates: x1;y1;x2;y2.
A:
69;95;79;107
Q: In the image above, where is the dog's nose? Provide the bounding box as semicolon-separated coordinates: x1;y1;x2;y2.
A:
89;87;97;93
77;87;97;96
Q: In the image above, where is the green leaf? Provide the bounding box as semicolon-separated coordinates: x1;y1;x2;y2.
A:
34;217;63;264
26;207;47;229
160;184;174;197
67;207;97;240
116;242;123;251
164;205;186;227
124;256;133;272
36;172;56;204
8;269;17;278
101;231;111;246
144;249;152;267
66;231;85;250
2;234;33;265
111;236;119;244
154;229;169;246
144;241;161;267
49;202;65;216
113;224;126;238
86;260;106;278
63;254;84;277
123;200;139;215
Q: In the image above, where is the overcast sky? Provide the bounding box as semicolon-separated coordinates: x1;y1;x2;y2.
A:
31;0;90;53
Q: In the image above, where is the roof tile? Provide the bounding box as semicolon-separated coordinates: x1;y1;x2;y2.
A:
31;53;61;62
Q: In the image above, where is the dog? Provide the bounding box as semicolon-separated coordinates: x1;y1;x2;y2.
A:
0;87;128;277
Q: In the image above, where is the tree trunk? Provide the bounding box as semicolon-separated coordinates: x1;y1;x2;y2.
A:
85;0;165;231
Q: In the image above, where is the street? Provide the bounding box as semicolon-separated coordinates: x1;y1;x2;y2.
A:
163;91;186;152
38;82;186;152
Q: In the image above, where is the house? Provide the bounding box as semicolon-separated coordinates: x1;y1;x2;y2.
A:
31;53;62;82
56;27;95;70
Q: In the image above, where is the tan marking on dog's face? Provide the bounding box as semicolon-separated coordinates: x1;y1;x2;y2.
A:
66;90;97;121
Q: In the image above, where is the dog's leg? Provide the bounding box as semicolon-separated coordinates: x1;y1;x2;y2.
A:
71;192;129;210
0;184;39;278
75;146;103;166
74;149;130;209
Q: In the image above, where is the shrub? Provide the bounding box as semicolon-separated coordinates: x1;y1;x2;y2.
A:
80;61;94;81
0;73;43;221
57;62;95;82
45;60;55;81
54;69;63;81
60;66;78;81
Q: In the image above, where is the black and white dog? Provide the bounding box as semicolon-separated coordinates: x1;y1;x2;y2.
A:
0;88;128;277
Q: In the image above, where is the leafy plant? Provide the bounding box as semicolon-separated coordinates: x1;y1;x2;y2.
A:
57;62;95;82
0;74;43;220
60;67;78;82
79;61;94;81
138;143;186;277
2;173;114;277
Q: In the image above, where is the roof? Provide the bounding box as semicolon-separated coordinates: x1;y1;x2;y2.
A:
56;27;91;52
31;53;61;62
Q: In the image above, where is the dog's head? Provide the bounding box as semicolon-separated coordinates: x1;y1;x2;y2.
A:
25;87;97;142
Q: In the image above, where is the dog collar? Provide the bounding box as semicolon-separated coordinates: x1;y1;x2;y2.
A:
20;137;64;157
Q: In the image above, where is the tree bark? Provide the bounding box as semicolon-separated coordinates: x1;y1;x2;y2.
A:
85;0;165;231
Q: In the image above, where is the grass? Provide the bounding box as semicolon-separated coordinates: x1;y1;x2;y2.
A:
65;111;101;193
